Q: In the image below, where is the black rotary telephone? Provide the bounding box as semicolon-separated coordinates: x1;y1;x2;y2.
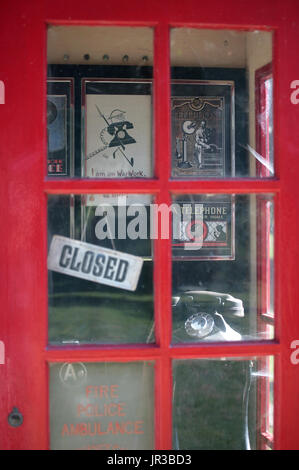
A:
172;290;244;342
107;121;136;148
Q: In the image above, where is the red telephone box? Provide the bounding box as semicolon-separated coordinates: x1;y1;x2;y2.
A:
1;0;299;450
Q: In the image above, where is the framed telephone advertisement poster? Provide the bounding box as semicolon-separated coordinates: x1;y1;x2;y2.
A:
171;80;235;178
47;79;74;177
172;195;235;260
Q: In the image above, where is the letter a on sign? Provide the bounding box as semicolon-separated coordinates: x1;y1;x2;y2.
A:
63;364;77;381
59;363;87;386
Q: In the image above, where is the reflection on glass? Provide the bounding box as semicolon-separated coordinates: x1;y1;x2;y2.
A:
256;68;273;177
257;355;274;449
47;26;153;178
258;199;274;340
172;194;274;342
170;28;273;178
48;194;154;345
50;361;155;450
172;357;274;450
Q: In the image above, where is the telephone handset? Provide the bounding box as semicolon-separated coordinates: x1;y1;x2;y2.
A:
172;290;244;342
172;290;253;451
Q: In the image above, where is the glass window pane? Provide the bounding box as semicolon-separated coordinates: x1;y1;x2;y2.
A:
48;194;154;345
259;355;274;443
172;357;274;450
172;194;274;342
50;361;155;450
47;26;153;178
170;29;273;178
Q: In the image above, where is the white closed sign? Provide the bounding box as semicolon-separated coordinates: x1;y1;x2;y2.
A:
48;236;143;291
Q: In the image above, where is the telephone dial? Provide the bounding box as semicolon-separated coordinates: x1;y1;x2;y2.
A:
172;290;244;342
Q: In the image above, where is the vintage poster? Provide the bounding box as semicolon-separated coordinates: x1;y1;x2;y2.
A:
172;197;235;260
47;95;68;175
49;362;154;450
47;79;73;177
83;80;152;206
172;95;226;178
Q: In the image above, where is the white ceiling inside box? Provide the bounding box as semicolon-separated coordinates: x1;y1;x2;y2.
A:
47;26;154;66
47;26;252;68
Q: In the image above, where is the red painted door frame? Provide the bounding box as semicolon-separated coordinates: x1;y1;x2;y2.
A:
1;0;299;450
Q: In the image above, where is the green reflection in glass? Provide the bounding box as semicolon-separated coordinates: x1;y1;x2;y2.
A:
173;358;273;450
48;195;154;345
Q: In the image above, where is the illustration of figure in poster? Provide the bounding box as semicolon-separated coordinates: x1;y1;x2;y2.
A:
85;93;152;182
86;107;136;169
172;96;225;178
